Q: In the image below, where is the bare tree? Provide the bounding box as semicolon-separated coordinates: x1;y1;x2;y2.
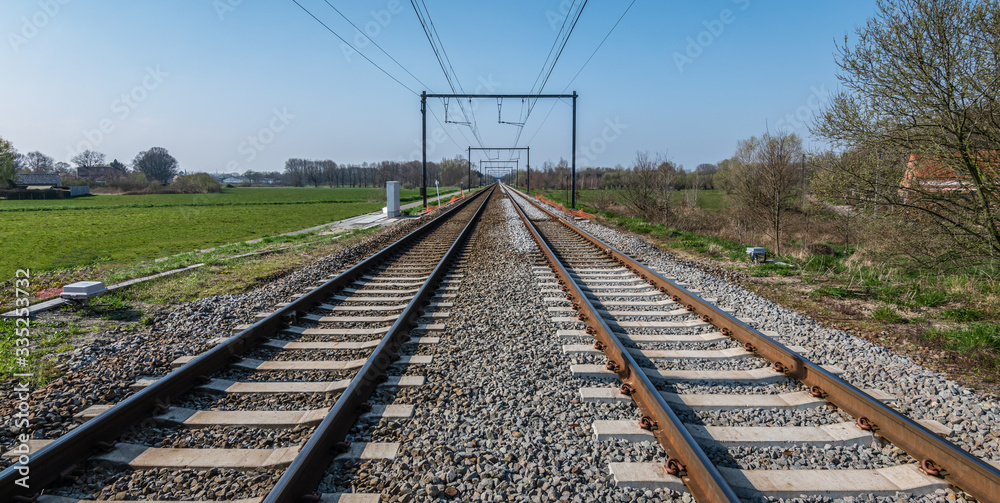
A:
23;151;55;173
730;132;804;255
618;151;678;223
813;0;1000;263
71;150;105;168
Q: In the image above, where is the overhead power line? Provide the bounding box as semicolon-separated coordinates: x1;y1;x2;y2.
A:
289;0;419;95
513;0;589;149
319;0;432;91
524;0;636;147
410;0;484;148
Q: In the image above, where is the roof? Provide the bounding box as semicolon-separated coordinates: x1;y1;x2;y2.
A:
15;173;62;187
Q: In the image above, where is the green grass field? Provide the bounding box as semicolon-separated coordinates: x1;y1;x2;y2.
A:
0;186;455;279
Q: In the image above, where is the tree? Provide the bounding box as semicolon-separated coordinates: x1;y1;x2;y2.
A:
71;150;105;168
23;151;55;173
53;161;72;174
0;136;19;188
109;159;127;172
132;147;178;184
730;132;804;255
618;151;677;223
813;0;1000;263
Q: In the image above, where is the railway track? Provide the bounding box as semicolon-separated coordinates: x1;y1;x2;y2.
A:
1;186;494;502
3;182;999;502
503;184;1000;502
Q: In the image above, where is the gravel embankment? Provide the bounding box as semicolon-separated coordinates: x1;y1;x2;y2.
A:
319;194;684;502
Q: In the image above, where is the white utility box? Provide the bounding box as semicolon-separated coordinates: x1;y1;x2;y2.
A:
745;247;767;263
61;281;108;301
385;181;401;217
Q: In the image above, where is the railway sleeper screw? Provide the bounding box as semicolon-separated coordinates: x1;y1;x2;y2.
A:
743;342;755;353
773;362;786;373
594;341;607;351
810;385;826;398
701;314;712;323
659;287;667;293
334;441;351;454
672;295;681;303
685;304;696;312
585;326;596;335
619;383;634;395
300;493;322;503
605;360;620;372
639;416;657;430
920;459;944;477
358;402;374;413
577;313;588;321
664;458;686;476
856;416;877;432
197;375;212;385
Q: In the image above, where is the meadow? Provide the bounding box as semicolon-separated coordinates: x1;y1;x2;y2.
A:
0;186;452;279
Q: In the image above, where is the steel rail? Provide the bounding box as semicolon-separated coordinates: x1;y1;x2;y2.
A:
504;185;741;502
509;185;1000;502
264;184;495;502
1;187;492;500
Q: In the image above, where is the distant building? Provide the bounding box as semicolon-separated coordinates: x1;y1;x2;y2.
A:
3;173;88;199
77;165;127;184
14;173;62;188
901;152;999;204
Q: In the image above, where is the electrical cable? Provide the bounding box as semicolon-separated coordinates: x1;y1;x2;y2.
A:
289;0;419;95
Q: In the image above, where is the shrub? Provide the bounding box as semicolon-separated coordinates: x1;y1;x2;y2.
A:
173;173;222;194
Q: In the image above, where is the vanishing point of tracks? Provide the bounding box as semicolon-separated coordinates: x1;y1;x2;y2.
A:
2;182;999;502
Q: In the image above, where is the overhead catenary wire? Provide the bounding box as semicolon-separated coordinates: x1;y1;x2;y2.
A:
512;0;589;149
289;0;420;95
410;0;485;148
319;0;434;92
523;0;636;147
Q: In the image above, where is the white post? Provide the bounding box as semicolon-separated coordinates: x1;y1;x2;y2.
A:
385;181;401;217
435;180;440;207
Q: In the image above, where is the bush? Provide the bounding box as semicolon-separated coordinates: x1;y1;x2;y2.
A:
173;173;222;194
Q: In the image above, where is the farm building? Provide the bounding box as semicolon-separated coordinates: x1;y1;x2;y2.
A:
900;152;1000;204
1;173;89;200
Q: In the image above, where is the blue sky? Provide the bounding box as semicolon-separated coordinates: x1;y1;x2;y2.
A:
0;1;878;174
